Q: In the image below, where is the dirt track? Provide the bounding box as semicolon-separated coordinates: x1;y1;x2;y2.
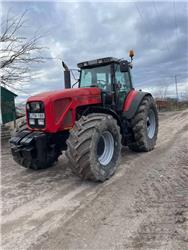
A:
1;110;188;250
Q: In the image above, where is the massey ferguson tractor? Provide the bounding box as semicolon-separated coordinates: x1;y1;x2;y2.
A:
10;51;158;181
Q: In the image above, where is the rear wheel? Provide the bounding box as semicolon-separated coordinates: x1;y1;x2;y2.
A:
128;96;158;152
65;113;122;182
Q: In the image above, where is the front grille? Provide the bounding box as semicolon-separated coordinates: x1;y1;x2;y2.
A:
54;98;71;123
63;110;72;128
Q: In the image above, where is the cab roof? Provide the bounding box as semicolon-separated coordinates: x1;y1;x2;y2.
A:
77;57;120;68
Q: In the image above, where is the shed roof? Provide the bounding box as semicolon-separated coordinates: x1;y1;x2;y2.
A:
1;86;17;97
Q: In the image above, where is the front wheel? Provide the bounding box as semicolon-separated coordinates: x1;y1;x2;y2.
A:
128;95;158;152
65;113;122;182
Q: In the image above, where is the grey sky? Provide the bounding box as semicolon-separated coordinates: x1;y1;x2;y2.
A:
1;1;188;102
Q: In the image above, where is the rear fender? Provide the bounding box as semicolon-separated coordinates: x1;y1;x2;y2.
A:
123;90;152;119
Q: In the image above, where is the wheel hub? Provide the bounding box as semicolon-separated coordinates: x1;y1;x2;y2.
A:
97;131;114;166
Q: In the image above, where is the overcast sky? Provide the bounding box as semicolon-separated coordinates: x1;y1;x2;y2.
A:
1;0;188;103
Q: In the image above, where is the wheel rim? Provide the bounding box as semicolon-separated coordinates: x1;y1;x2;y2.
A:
97;131;114;166
147;109;156;139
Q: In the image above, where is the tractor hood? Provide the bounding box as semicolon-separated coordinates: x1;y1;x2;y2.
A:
27;87;102;133
28;87;101;103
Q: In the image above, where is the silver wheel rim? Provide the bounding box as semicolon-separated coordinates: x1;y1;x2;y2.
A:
97;131;114;166
147;109;156;139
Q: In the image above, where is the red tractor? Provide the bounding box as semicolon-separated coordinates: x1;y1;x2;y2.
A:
10;51;158;181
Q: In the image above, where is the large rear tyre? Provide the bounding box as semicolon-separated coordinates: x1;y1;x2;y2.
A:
128;95;158;152
65;113;122;182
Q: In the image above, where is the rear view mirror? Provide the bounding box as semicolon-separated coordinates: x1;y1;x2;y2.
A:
120;60;129;72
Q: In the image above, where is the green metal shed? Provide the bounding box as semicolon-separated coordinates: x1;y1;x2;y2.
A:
0;86;17;124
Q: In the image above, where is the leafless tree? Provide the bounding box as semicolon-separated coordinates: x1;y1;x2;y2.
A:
153;85;169;100
0;11;46;90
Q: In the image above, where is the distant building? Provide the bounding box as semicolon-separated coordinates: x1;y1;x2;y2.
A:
155;99;169;111
155;97;188;111
0;86;17;124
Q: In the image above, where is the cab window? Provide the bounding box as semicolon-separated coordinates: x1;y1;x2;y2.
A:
115;64;132;110
80;65;112;91
115;65;131;92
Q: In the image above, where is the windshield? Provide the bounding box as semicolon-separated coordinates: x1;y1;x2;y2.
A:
80;65;112;91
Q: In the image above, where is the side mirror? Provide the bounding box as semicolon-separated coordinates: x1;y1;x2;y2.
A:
120;60;129;72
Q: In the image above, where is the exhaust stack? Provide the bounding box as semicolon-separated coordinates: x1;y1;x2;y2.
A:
62;61;71;89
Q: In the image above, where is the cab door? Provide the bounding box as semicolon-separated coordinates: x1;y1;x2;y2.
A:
114;64;132;110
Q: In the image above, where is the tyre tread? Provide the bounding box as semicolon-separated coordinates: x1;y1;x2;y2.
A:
65;113;121;181
129;96;158;152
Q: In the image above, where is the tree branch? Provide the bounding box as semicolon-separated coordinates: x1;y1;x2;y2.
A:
0;10;47;88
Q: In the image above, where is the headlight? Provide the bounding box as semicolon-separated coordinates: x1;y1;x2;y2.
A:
27;101;45;128
38;119;44;125
29;102;44;113
29;119;35;125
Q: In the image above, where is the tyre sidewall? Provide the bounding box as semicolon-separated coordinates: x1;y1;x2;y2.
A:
90;116;121;181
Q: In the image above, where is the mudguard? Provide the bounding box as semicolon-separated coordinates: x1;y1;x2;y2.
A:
123;90;152;119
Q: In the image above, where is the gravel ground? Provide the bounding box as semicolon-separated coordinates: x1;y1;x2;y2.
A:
1;110;188;250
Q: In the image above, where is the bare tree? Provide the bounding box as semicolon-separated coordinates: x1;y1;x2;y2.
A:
153;85;169;100
0;11;46;90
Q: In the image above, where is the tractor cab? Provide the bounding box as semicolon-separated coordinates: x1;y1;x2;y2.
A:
63;52;134;111
77;57;133;110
